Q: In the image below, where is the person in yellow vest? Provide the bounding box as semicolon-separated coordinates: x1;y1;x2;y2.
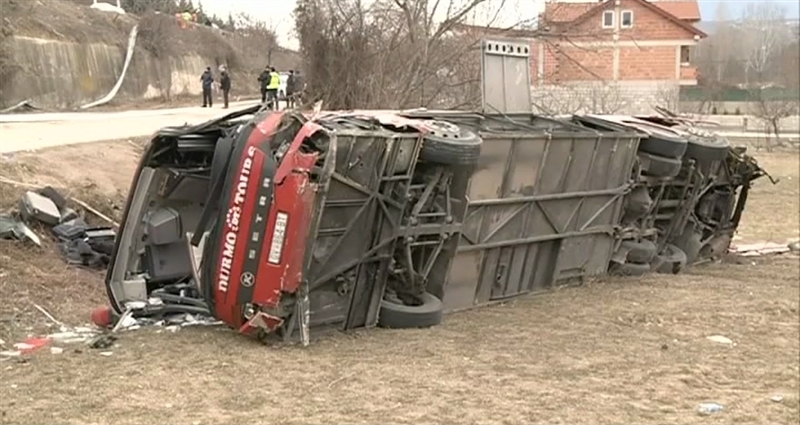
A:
266;67;281;110
175;13;186;29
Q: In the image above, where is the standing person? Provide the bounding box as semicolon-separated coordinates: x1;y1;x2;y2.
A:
220;68;231;109
266;67;281;110
285;70;296;109
293;70;305;107
258;66;270;104
200;66;214;107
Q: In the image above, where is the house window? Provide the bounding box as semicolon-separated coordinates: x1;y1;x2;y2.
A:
621;10;634;28
680;46;691;65
602;11;614;29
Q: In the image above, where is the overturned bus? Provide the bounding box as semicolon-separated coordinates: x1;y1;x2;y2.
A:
102;39;767;344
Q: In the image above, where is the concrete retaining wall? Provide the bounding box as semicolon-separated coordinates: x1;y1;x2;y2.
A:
4;36;213;109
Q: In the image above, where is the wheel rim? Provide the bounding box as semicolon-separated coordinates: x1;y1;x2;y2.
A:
423;120;461;138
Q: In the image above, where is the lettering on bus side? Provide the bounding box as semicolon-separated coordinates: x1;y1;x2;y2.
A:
217;146;257;293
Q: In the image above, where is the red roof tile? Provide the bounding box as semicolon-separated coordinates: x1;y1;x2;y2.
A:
542;2;597;23
542;0;701;23
653;0;701;21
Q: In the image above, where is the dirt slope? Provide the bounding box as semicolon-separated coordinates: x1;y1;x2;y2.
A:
0;0;299;108
1;0;136;45
0;142;797;424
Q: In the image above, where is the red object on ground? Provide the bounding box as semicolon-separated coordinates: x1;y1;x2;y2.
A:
91;306;115;328
13;337;51;354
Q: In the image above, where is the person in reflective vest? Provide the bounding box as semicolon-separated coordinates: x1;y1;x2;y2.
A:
266;67;281;110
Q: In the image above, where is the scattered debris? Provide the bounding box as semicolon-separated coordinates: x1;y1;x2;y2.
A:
32;302;66;327
697;402;724;415
49;327;100;344
13;337;51;354
771;395;784;403
706;335;734;345
92;297;221;331
111;309;137;333
19;191;61;225
0;323;104;358
58;227;116;270
99;351;114;357
730;241;793;257
70;198;119;227
88;334;117;349
0;181;118;270
0;213;41;245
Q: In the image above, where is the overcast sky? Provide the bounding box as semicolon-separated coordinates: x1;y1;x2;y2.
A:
197;0;800;50
199;0;544;49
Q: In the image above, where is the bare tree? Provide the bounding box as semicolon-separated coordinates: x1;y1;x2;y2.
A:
751;92;798;151
292;0;523;110
693;2;736;85
532;82;629;115
737;3;800;150
741;3;788;85
653;83;680;113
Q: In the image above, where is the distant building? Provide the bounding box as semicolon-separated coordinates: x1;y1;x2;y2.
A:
533;0;706;87
453;0;710;113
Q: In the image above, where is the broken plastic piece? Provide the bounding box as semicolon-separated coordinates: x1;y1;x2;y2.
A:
52;218;89;241
0;214;41;245
59;208;80;223
19;191;61;225
13;337;51;354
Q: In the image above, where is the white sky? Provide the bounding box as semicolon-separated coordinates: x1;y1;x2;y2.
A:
199;0;546;50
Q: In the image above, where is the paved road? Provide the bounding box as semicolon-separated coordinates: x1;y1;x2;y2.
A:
1;102;795;154
0;100;261;154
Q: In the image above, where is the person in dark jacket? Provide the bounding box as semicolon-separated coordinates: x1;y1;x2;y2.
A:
220;69;231;109
291;70;305;107
257;66;270;104
200;67;214;107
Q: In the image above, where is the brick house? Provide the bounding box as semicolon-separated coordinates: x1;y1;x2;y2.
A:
534;0;706;85
528;0;707;113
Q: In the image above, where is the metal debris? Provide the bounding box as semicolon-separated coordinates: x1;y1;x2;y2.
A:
730;241;792;257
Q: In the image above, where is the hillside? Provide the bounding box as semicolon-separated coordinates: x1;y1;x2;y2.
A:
0;0;299;109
